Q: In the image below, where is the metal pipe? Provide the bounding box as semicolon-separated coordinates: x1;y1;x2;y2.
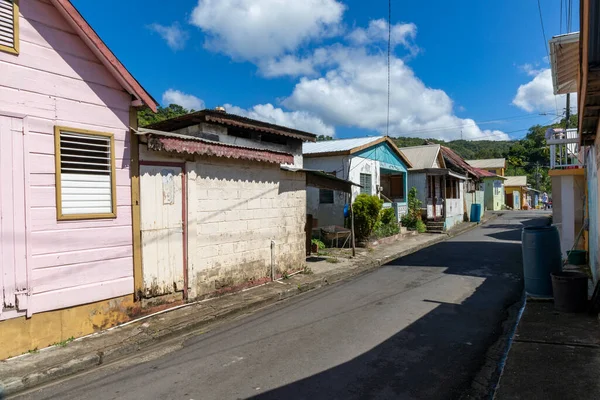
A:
270;240;276;281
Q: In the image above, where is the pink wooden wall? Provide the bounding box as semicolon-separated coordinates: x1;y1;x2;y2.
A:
0;0;134;317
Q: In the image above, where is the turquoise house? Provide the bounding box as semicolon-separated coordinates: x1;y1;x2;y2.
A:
303;137;413;228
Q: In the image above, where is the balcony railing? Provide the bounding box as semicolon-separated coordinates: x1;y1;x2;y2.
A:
547;128;584;169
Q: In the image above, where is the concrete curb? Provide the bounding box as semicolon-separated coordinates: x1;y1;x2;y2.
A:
1;215;497;397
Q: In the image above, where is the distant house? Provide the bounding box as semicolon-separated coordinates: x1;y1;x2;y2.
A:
465;158;507;177
504;176;528;210
303;137;412;228
400;144;467;232
465;160;506;211
440;146;500;221
0;0;157;359
138;109;318;301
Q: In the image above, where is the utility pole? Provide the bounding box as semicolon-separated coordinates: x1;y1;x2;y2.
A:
565;94;571;129
535;162;540;191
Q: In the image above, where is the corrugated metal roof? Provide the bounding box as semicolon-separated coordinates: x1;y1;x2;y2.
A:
145;109;316;142
466;158;506;169
397;144;440;169
140;129;294;164
302;136;384;154
504;176;528;187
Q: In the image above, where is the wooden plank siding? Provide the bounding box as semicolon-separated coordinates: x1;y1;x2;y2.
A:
0;0;134;316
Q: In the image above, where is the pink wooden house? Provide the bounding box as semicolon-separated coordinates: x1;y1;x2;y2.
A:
0;0;157;358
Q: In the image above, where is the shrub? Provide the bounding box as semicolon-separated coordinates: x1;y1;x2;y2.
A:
401;187;424;231
416;219;427;233
380;207;396;225
311;238;326;250
373;221;400;238
352;194;383;240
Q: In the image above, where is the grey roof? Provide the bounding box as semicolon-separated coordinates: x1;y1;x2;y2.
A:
466;158;506;169
397;144;441;169
504;176;527;187
302;136;384;155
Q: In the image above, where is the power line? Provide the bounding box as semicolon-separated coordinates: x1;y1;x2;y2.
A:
536;0;559;116
388;111;557;138
386;0;391;137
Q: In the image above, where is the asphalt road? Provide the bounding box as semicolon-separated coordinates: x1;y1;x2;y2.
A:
15;212;548;400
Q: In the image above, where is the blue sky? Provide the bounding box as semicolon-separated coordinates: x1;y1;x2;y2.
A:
73;0;579;141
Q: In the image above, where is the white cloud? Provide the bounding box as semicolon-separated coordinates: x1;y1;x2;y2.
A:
148;23;189;51
190;0;345;60
282;47;508;141
512;68;576;114
260;55;318;78
162;89;205;110
224;103;335;136
347;19;418;54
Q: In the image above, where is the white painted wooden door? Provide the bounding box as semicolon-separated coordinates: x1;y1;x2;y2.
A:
0;116;28;315
140;165;185;297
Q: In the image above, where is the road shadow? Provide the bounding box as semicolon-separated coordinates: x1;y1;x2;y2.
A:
248;240;524;400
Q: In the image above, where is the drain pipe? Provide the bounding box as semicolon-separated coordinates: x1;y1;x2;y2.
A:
270;240;276;281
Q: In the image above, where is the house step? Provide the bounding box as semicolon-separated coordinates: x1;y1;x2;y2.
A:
426;220;445;233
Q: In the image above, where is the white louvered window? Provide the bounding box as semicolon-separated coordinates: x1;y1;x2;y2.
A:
55;127;116;220
0;0;18;54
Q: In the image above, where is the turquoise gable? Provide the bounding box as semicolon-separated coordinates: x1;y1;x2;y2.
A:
354;142;408;173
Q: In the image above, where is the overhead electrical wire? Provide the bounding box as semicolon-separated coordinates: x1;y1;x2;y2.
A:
385;0;391;137
536;0;560;117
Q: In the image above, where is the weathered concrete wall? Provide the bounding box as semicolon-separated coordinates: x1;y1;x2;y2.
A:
0;294;134;360
188;157;306;298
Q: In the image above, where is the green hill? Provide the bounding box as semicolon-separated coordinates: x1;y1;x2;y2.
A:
392;115;578;194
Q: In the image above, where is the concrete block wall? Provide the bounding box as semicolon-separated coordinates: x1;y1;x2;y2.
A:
187;157;306;298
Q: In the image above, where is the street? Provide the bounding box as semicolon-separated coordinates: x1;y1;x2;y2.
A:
14;212;547;400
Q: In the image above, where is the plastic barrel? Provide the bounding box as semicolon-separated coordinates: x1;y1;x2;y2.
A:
522;225;562;297
470;204;482;223
551;271;588;312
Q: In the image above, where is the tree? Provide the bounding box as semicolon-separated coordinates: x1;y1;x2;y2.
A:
317;135;334;141
138;104;195;127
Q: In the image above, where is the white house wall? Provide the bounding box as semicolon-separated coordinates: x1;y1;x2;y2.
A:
304;156;350;227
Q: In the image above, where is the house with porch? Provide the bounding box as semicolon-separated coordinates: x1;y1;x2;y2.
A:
0;0;158;359
466;159;507;210
400;144;467;232
302;136;412;228
440;145;500;221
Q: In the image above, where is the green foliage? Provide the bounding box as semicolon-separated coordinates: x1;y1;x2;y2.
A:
311;238;326;250
416;219;427;233
373;221;400;238
317;135;334;141
138;104;196;127
352;194;383;240
401;187;424;230
380;207;396;225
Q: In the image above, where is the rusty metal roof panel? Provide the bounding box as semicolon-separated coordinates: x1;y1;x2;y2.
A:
144;109;317;142
145;132;294;164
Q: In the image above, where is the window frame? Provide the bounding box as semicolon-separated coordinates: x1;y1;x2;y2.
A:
54;126;117;221
389;174;405;201
0;0;19;55
359;173;372;195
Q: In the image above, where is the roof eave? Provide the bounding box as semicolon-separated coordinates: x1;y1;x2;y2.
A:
50;0;158;112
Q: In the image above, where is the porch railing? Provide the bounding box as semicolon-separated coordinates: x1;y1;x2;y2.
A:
547;128;584;169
